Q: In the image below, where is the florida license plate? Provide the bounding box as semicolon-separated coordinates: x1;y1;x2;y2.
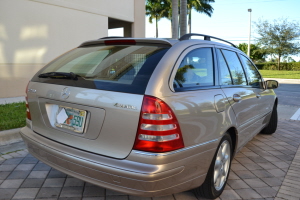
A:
55;106;87;133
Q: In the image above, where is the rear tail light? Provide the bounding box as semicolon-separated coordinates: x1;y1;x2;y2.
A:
25;82;31;120
133;96;184;153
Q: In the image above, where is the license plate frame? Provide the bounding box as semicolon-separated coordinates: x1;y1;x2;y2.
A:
55;106;87;133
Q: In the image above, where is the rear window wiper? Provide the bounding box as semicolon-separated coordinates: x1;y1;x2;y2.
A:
38;72;80;80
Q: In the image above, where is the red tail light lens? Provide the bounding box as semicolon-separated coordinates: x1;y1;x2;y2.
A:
25;82;31;120
133;96;184;153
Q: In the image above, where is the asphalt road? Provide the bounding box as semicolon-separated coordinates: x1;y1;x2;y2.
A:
276;84;300;107
276;84;300;120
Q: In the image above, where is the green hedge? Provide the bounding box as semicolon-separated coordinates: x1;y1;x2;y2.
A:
255;62;300;71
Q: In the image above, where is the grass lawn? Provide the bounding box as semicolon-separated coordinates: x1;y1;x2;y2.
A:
0;102;26;131
259;70;300;79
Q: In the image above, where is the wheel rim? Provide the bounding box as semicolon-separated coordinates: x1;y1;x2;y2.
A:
213;140;231;191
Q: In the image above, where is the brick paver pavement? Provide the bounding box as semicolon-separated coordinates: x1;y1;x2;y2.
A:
0;119;300;200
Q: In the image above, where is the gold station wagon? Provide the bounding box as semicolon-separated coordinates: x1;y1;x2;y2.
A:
21;34;279;199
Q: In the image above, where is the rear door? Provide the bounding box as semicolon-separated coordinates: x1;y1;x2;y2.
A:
216;48;258;146
239;54;273;118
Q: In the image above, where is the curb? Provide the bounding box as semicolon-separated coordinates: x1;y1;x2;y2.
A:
0;128;23;146
0;96;25;105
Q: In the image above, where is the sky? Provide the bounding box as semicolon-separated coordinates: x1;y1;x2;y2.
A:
144;0;300;60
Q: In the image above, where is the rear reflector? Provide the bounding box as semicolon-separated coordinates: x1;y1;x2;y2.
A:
104;40;136;45
133;96;184;153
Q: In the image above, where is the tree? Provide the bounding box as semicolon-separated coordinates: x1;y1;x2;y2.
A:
187;0;214;33
180;0;187;37
238;43;266;62
255;18;300;70
147;0;214;38
146;0;170;38
282;56;296;63
171;0;179;39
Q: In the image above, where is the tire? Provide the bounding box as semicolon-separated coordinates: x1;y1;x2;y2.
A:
260;104;278;135
194;133;232;199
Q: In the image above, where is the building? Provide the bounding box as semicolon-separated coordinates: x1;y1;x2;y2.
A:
0;0;145;98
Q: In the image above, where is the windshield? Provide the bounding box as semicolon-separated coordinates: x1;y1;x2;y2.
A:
32;45;169;94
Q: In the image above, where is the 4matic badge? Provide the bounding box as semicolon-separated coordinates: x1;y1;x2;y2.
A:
114;103;137;110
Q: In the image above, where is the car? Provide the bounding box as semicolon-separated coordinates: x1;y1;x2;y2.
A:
20;33;279;199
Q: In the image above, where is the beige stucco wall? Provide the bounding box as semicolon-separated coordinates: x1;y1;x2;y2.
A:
33;0;135;22
133;0;146;37
0;0;145;98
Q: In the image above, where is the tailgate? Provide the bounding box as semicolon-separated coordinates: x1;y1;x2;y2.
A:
28;82;143;159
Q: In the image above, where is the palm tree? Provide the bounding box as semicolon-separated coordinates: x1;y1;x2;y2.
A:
147;0;214;38
171;0;179;39
187;0;214;33
180;0;187;37
146;0;170;38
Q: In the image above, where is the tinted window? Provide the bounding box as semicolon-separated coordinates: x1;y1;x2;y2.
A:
240;55;262;87
221;50;247;85
216;49;232;85
32;45;169;94
174;48;214;89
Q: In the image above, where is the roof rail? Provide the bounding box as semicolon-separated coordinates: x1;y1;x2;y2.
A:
179;33;237;48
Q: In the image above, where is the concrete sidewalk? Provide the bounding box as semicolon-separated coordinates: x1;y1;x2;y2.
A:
0;129;23;146
264;78;300;84
0;97;25;105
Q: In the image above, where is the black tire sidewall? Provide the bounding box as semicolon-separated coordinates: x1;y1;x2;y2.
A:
261;103;278;134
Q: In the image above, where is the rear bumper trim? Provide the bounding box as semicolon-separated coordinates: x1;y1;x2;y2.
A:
20;126;216;197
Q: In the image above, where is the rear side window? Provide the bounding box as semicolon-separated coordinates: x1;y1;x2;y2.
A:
221;49;247;86
174;48;214;90
240;55;262;88
32;45;169;94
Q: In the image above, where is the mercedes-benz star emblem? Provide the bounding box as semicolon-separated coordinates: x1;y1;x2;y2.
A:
61;87;70;99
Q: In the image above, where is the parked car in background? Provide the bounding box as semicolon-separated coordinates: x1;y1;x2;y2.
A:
20;34;278;199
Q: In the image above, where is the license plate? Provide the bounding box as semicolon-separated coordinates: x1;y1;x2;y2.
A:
55;106;87;133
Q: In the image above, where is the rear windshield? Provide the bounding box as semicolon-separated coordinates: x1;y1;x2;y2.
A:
32;45;170;94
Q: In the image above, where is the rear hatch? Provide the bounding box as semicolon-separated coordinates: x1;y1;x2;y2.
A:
27;39;170;159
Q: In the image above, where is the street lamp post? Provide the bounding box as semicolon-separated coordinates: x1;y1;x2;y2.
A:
247;9;252;57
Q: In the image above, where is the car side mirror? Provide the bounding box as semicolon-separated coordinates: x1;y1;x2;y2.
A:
265;80;279;89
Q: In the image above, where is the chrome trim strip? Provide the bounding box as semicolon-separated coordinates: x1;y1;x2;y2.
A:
239;110;271;128
132;138;219;157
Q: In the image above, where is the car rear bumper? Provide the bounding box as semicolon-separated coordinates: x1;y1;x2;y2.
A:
20;127;218;197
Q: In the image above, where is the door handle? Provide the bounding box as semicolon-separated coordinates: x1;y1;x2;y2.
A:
233;94;241;102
